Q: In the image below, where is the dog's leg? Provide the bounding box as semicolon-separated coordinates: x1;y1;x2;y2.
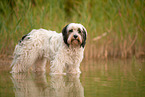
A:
11;56;37;73
11;45;38;73
66;63;81;74
50;59;65;75
32;58;47;72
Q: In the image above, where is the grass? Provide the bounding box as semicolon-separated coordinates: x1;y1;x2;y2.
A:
0;0;144;58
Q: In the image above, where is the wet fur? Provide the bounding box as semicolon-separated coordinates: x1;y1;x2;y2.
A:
11;23;87;74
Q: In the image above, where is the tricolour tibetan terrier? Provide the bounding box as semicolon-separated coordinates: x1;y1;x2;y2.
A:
11;23;87;74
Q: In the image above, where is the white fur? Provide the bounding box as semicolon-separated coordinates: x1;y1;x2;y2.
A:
11;23;86;74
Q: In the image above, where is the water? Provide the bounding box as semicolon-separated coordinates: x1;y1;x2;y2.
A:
0;59;144;97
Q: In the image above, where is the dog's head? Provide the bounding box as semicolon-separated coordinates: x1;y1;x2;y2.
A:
62;23;87;48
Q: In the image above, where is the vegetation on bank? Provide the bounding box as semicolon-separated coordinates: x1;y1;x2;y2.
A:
0;0;144;58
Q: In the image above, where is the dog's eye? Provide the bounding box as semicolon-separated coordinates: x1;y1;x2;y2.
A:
69;29;73;32
78;28;81;33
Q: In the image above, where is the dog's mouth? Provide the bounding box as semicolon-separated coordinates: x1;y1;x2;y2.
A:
71;39;80;42
71;39;81;46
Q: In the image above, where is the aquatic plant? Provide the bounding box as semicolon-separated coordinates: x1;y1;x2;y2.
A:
0;0;144;58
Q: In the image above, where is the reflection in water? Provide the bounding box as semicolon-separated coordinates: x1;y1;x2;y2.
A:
11;72;84;97
50;74;84;97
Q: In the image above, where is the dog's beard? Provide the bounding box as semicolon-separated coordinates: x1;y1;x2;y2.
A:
71;39;80;46
67;33;83;47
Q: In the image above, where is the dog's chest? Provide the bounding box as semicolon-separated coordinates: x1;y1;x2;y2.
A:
64;48;84;64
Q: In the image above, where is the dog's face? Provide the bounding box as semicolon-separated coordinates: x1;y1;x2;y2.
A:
62;23;87;48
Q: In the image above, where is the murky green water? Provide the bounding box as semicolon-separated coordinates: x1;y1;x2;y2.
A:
0;59;145;97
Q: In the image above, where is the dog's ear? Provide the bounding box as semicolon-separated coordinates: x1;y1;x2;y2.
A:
81;28;87;48
62;24;69;47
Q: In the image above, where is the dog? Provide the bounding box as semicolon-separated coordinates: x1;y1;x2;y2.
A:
11;23;87;74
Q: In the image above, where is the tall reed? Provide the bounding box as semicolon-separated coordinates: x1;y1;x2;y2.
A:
0;0;144;58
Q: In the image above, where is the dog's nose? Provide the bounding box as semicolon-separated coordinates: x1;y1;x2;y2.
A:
73;35;78;39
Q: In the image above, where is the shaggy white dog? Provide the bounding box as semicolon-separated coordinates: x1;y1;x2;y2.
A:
11;23;87;74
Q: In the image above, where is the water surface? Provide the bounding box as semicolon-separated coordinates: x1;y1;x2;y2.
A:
0;59;144;97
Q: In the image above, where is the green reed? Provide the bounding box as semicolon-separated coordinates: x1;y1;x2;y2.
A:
0;0;144;58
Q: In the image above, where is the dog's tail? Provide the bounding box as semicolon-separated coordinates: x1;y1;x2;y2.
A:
10;44;19;67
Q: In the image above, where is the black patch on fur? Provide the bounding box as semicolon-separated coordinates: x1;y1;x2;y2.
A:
19;34;30;43
81;28;87;48
69;29;73;32
62;24;69;47
78;28;81;33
